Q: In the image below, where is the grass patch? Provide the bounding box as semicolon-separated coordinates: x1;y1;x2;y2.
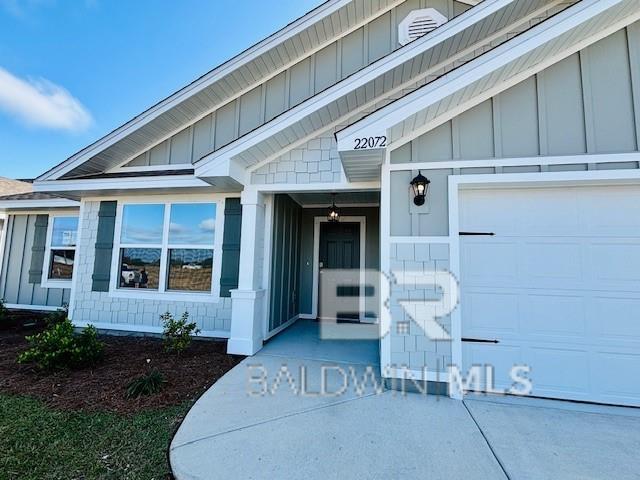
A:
0;394;189;479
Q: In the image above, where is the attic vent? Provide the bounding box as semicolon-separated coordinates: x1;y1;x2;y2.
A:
398;8;448;46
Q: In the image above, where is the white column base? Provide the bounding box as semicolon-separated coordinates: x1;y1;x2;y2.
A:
227;289;266;356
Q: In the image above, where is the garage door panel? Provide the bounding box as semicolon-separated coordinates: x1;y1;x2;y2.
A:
592;351;640;398
460;184;640;406
462;291;519;335
590;243;640;284
522;294;586;336
461;241;518;285
522;241;583;284
593;296;640;340
528;347;590;394
462;343;523;391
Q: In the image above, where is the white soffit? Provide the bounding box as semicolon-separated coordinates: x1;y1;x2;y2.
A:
336;0;640;181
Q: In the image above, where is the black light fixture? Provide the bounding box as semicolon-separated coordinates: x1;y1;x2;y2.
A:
410;170;430;206
327;194;340;222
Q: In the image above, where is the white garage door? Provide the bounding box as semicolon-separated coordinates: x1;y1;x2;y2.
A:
460;184;640;407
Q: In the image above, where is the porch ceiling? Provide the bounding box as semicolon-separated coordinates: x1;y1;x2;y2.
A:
288;191;380;207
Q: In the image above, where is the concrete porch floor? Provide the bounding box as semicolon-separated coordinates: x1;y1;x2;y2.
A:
170;319;640;480
260;318;380;366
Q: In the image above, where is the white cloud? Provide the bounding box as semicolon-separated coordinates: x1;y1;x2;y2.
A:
199;218;216;232
0;67;92;131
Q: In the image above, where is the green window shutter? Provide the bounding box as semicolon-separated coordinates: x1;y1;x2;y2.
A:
92;201;117;292
219;198;242;297
28;214;49;284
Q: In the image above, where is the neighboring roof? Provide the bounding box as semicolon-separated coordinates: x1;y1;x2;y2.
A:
194;0;573;178
335;0;640;180
0;177;32;197
37;0;401;181
0;191;79;211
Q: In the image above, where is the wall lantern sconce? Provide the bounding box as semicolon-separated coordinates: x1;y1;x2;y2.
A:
410;171;431;206
327;194;340;222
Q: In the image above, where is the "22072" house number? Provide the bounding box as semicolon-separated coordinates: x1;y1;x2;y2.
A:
353;135;387;150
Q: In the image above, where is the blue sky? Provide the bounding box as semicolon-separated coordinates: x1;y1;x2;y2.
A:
0;0;318;180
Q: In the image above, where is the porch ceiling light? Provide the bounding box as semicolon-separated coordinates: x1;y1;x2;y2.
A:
410;171;430;206
327;194;340;223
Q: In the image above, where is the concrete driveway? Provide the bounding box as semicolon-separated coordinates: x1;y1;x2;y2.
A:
170;321;640;479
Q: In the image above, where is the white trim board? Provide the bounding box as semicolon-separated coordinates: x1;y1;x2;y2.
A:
384;152;640;172
312;216;367;322
0;199;80;211
5;303;64;312
446;168;640;401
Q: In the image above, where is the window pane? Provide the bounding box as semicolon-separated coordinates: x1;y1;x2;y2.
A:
49;250;75;280
167;249;213;292
169;203;216;245
121;204;165;244
51;217;78;247
119;248;161;289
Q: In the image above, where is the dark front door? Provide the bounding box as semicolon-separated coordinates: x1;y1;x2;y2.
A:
318;222;361;321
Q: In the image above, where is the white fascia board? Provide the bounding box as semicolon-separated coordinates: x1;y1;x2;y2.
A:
36;0;351;182
194;0;515;178
336;0;629;149
0;199;80;211
200;156;247;185
33;175;211;194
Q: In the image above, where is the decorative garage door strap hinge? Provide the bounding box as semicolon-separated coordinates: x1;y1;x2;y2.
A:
462;338;500;344
459;232;495;236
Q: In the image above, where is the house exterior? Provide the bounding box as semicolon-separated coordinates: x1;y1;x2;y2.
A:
2;0;640;406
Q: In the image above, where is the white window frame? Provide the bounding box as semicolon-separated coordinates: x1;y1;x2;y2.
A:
109;194;226;303
41;213;79;289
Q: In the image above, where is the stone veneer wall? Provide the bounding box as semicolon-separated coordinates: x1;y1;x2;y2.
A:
250;131;343;185
388;242;452;373
72;201;232;335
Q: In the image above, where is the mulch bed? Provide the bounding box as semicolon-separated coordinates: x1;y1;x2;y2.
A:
0;323;244;414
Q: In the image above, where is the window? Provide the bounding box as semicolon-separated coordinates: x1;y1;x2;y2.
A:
116;202;217;295
45;216;79;283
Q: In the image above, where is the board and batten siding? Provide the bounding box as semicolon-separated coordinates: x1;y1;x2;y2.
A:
269;194;302;333
124;0;470;169
390;25;640;236
0;214;71;308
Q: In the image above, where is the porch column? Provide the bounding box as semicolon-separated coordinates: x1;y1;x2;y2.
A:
227;189;267;355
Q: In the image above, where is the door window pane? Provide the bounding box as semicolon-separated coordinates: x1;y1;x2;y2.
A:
51;217;78;247
167;249;213;292
169;203;216;245
49;250;75;280
119;248;161;289
121;204;165;244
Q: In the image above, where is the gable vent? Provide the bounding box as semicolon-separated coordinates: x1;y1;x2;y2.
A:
398;9;448;46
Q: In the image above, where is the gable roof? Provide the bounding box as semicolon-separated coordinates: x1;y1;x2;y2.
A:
335;0;640;180
193;0;574;179
36;0;401;181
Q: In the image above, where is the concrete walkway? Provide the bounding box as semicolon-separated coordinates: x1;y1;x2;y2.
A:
170;321;640;480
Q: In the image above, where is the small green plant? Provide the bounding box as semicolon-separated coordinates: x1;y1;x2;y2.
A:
161;311;200;354
17;319;104;370
125;369;167;399
45;304;69;326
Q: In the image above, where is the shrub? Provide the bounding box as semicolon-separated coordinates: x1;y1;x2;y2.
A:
45;304;69;326
161;311;200;354
17;319;104;370
125;369;167;399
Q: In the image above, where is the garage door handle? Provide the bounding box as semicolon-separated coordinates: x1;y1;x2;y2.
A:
462;337;500;344
459;232;495;236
